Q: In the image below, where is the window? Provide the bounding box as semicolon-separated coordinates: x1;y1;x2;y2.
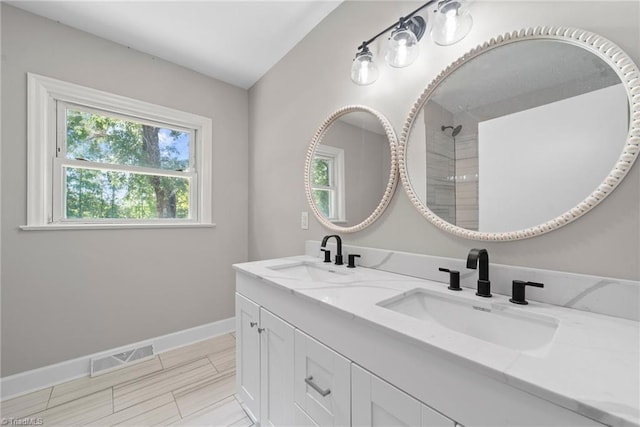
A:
310;145;345;222
26;73;213;229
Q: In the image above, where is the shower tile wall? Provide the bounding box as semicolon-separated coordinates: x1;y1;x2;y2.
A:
455;135;479;230
426;133;456;223
425;103;456;224
424;103;480;230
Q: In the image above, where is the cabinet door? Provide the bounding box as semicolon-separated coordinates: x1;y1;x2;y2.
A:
352;364;455;427
294;403;320;427
294;330;350;426
260;308;295;427
235;293;260;422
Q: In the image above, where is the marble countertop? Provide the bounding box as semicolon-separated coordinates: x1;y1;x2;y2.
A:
234;255;640;427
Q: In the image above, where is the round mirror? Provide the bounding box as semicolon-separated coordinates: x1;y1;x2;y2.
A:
305;105;398;232
400;27;639;241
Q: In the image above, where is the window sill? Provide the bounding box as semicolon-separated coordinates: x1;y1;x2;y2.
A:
331;220;348;224
20;222;216;231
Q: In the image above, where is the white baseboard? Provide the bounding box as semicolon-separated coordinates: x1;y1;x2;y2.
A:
0;317;235;401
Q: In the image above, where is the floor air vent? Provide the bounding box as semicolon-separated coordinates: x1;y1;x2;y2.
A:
90;344;155;376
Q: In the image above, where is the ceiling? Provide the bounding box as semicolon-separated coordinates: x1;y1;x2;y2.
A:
430;39;620;121
8;0;343;89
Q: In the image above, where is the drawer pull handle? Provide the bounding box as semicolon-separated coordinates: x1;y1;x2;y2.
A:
257;327;265;333
305;376;331;397
250;322;258;328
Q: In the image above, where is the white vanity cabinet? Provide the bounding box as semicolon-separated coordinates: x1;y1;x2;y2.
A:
352;364;456;427
235;267;613;427
236;288;458;427
235;293;295;426
236;291;351;426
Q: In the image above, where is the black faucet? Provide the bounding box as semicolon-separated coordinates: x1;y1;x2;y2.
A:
466;248;491;297
321;235;343;265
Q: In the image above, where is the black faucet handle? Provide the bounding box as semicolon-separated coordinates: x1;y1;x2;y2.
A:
510;280;544;305
439;268;461;291
347;254;361;268
320;248;331;263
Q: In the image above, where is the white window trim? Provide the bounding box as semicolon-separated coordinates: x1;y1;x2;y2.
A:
24;73;214;230
313;144;346;223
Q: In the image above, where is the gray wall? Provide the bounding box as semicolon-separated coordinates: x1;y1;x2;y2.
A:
248;1;640;280
1;5;248;376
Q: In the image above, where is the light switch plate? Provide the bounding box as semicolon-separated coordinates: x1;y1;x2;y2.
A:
301;211;309;230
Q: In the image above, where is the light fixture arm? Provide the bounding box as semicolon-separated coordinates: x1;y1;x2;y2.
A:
356;1;436;52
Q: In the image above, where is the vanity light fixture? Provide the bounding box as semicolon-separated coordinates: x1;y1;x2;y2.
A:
385;16;426;68
431;0;473;46
350;0;473;85
350;45;379;86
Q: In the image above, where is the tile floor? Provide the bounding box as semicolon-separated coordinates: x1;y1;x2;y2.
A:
0;333;252;426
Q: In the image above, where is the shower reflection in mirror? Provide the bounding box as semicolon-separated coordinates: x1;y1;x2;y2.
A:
425;123;479;229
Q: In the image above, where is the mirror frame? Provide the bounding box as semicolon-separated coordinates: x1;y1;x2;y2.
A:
305;105;399;233
399;26;640;241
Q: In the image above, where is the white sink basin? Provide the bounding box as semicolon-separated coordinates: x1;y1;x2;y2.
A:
378;288;558;351
267;261;351;281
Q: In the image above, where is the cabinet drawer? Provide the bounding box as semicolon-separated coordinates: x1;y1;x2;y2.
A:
294;330;350;426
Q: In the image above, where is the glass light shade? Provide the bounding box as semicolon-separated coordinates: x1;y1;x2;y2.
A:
386;26;420;68
431;0;473;46
350;49;379;86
